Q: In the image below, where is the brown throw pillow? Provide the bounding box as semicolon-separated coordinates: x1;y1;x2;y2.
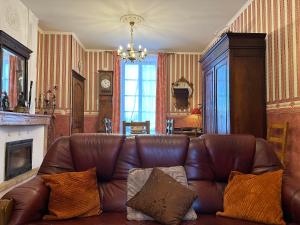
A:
217;169;285;225
42;168;101;220
127;166;197;221
126;168;197;225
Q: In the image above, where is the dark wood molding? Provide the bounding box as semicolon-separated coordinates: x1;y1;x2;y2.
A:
0;112;51;126
200;32;266;68
0;30;32;59
72;70;86;81
0;30;32;104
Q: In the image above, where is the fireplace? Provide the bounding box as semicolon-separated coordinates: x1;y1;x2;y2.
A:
5;139;33;181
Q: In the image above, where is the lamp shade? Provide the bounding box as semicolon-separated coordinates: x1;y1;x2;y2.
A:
191;107;201;115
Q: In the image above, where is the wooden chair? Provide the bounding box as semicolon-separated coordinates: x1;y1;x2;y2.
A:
122;121;150;135
103;118;112;134
267;122;288;166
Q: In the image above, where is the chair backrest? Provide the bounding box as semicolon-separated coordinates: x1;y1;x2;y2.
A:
103;118;112;133
122;121;150;134
267;122;288;165
166;119;174;134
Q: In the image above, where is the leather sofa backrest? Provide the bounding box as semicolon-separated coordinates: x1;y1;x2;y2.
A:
136;135;189;168
38;134;281;213
70;134;124;181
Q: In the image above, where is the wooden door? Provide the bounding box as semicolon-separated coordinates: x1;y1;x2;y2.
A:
71;70;85;134
215;57;230;134
203;67;215;134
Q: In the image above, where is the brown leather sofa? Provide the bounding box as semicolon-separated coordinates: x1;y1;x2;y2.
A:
2;134;300;225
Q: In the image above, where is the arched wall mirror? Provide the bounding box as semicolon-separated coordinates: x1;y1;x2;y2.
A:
172;77;193;110
0;30;32;112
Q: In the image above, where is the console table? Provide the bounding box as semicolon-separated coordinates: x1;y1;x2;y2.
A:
173;127;202;137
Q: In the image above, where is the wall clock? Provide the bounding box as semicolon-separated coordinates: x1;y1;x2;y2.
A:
99;70;113;96
98;70;113;133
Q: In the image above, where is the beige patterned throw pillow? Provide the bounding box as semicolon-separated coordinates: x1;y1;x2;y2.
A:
127;166;197;221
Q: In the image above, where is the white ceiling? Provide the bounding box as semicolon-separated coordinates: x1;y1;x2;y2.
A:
21;0;247;52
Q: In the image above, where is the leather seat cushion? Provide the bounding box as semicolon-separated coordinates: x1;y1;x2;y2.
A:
26;213;276;225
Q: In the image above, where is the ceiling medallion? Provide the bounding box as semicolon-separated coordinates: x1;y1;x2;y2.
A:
117;14;147;62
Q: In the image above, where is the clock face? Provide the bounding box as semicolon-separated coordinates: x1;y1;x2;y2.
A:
101;79;111;89
99;71;113;96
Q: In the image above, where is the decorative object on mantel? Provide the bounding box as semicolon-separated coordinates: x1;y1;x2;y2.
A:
172;77;193;110
117;14;147;62
0;92;9;111
36;85;58;147
28;81;33;109
14;91;28;113
36;86;58;115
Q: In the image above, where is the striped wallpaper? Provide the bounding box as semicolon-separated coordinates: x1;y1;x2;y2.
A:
166;53;202;113
84;51;113;113
37;30;202;116
37;31;114;114
71;36;85;74
225;0;300;109
37;32;72;111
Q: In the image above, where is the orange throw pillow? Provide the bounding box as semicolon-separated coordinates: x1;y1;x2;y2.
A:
217;169;285;225
42;168;101;220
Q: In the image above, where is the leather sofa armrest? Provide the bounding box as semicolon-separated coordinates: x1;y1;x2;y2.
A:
282;175;300;223
1;176;49;225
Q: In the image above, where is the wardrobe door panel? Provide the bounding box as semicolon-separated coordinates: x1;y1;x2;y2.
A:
203;67;215;133
215;58;229;134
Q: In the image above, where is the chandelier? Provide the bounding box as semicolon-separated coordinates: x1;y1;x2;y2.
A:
117;14;147;62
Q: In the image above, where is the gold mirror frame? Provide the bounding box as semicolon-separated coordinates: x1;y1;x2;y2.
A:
171;77;194;110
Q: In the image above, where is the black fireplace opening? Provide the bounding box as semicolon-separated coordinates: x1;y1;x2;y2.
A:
5;139;33;181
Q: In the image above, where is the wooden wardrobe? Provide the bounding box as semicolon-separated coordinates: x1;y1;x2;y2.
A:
200;33;266;138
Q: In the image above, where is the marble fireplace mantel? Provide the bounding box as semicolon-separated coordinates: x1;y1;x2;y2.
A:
0;111;51;126
0;112;51;197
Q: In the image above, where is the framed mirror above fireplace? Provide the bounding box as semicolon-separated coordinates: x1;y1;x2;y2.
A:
0;30;32;112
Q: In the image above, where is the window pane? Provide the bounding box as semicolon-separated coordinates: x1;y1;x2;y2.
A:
124;111;138;122
125;65;138;79
121;56;157;134
124;96;138;111
142;65;156;80
142;97;156;112
125;80;138;95
141;112;156;132
142;80;156;96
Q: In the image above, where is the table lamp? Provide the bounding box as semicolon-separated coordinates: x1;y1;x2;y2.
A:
191;105;202;128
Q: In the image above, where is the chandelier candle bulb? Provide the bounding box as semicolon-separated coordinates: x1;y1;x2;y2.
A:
117;14;147;62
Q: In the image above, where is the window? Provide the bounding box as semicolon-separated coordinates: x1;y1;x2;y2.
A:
120;55;157;134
